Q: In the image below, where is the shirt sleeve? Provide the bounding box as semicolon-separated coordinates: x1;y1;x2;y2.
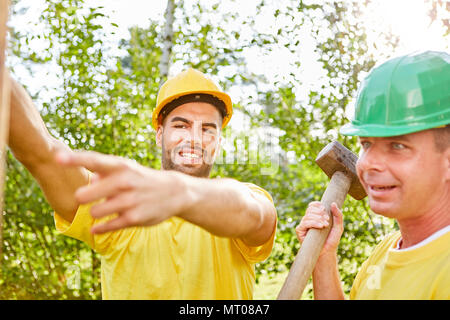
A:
349;232;399;299
434;267;450;299
55;201;121;255
53;174;120;255
349;258;370;299
232;183;277;264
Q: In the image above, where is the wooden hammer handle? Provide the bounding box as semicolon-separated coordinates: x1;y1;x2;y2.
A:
277;171;351;300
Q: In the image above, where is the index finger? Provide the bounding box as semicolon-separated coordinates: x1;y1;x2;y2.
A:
55;150;126;175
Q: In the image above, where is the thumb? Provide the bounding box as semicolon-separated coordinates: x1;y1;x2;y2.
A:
330;202;343;227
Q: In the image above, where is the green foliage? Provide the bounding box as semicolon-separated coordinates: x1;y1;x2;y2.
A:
2;0;161;299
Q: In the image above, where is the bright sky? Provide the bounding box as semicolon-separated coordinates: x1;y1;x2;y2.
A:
11;0;449;78
7;0;448;168
8;0;449;124
90;0;450;111
99;0;449;55
363;0;449;55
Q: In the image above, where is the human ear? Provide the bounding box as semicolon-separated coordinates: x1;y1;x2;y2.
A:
156;126;163;148
445;148;450;181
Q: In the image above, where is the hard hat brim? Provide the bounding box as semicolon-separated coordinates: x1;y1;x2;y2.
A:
340;117;450;137
152;90;233;130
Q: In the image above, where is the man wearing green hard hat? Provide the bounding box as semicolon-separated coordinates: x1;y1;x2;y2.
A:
296;50;450;299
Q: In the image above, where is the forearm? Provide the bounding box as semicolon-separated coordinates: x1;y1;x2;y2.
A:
8;76;54;166
312;252;345;300
7;76;88;221
179;176;275;246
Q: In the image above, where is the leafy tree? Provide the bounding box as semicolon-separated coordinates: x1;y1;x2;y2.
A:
1;0;410;299
3;0;127;299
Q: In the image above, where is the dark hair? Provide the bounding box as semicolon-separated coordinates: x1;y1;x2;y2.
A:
159;93;227;125
432;124;450;152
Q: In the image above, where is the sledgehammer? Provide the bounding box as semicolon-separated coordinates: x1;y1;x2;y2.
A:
277;141;366;300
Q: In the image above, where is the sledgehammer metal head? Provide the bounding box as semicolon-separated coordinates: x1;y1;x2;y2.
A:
315;141;366;200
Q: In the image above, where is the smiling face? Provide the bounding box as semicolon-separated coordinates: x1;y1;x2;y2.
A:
156;102;223;178
356;129;450;220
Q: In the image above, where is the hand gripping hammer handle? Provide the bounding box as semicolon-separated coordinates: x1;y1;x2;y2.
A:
277;171;351;300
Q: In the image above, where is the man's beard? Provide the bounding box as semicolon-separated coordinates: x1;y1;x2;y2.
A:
161;143;214;178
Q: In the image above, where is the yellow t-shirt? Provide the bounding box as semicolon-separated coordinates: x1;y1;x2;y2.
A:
350;228;450;300
54;183;276;300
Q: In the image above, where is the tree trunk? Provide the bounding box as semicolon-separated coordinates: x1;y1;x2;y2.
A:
159;0;175;84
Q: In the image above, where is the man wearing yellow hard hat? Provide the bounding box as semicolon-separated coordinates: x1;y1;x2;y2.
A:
7;68;277;299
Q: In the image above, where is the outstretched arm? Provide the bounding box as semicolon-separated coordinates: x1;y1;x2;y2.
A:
8;76;88;222
56;150;277;246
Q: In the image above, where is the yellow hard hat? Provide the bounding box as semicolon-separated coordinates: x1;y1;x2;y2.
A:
152;68;233;129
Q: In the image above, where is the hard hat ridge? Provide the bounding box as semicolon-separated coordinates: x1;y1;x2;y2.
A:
152;68;233;129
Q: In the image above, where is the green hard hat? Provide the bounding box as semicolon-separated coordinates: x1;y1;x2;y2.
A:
340;51;450;137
